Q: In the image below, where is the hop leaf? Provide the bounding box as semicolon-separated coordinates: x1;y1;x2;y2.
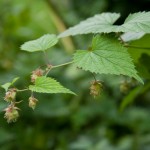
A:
1;77;19;91
73;35;143;84
59;13;120;37
21;34;58;52
119;12;150;33
29;76;76;95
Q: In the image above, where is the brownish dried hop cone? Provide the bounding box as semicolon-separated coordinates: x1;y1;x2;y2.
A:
29;96;38;110
31;68;44;83
4;105;19;123
4;88;17;102
90;80;103;98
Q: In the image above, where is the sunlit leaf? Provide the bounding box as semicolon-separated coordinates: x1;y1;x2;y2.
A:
21;34;58;52
119;12;150;33
29;76;75;95
59;13;120;37
73;35;143;84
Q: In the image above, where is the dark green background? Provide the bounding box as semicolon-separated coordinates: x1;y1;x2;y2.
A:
0;0;150;149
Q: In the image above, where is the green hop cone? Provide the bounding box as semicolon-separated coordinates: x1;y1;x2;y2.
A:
90;80;103;98
4;105;19;123
31;69;44;83
4;88;17;102
29;96;38;110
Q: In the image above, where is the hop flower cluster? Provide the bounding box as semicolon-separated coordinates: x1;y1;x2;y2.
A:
90;80;103;98
4;88;16;102
29;96;38;110
4;104;19;123
3;88;20;123
31;68;44;83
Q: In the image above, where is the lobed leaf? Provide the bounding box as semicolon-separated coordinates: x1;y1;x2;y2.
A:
29;76;75;95
73;35;143;84
119;12;150;33
21;34;58;52
58;13;120;37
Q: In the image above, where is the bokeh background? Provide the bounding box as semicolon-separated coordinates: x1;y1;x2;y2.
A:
0;0;150;149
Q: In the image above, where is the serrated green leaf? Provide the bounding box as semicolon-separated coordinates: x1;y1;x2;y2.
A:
73;35;143;84
121;32;145;42
119;12;150;33
29;76;75;95
1;77;19;91
21;34;58;52
58;13;120;37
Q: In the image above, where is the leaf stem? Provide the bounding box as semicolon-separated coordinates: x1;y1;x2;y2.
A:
92;73;97;81
125;45;150;50
43;50;51;64
52;61;73;69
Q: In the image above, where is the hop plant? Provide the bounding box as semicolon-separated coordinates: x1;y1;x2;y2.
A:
29;96;38;110
4;105;19;123
4;88;17;102
90;80;103;98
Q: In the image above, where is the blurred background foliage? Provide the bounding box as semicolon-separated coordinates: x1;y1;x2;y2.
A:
0;0;150;149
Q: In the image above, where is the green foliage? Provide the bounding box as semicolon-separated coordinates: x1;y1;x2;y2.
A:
1;77;19;91
59;12;150;37
127;34;150;63
21;34;58;52
1;0;150;149
73;35;143;83
29;76;75;95
59;13;120;37
120;82;150;111
119;12;150;32
121;32;145;42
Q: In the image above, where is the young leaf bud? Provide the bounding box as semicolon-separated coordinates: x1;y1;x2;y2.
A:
90;80;103;98
4;88;17;102
29;96;38;110
4;105;19;123
31;69;44;83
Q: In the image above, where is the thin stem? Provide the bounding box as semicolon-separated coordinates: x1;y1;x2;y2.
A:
43;50;50;64
45;67;52;77
125;45;150;50
52;61;73;69
44;61;72;76
92;73;97;81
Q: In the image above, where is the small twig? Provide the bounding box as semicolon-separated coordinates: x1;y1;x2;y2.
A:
91;73;97;81
52;61;73;69
43;50;51;64
124;45;150;50
45;65;53;76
